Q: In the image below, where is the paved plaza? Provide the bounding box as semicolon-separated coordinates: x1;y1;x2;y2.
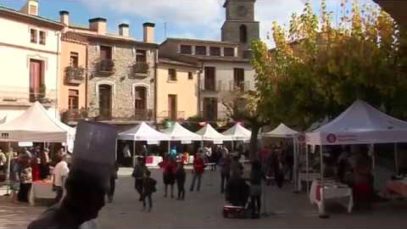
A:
1;168;407;229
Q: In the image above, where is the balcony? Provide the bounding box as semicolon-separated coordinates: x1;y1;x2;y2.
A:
130;62;149;79
65;66;85;85
158;110;186;121
201;80;224;93
96;59;115;76
228;81;251;92
0;88;56;107
61;108;88;123
134;109;153;121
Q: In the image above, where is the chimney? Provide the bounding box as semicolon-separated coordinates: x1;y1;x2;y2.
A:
119;23;129;37
143;22;155;43
89;18;107;35
59;10;69;26
20;0;39;16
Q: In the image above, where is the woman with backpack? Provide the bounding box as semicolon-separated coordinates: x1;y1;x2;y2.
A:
132;157;147;201
159;156;176;198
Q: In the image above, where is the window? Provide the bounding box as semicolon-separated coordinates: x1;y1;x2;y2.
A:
180;45;192;54
224;47;235;57
168;94;177;120
168;69;177;81
195;46;207;55
29;59;44;102
240;25;248;43
188;72;193;80
204;67;216;91
39;31;46;45
100;46;112;60
136;49;147;62
210;47;221;56
68;90;79;110
134;86;147;110
70;52;79;67
30;29;37;43
233;68;245;91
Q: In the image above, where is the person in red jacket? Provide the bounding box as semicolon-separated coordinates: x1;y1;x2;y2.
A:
190;153;206;192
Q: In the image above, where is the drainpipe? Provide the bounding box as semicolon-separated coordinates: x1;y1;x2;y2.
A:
198;62;204;117
85;44;89;110
154;49;158;126
55;31;61;119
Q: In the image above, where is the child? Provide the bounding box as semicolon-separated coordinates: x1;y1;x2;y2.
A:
142;170;157;212
175;161;186;200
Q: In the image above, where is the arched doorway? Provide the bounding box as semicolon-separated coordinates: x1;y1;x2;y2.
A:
99;84;112;119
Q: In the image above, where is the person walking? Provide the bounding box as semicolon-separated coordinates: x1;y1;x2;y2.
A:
219;152;231;193
107;162;119;203
249;160;264;218
190;153;205;192
53;154;69;204
18;155;32;203
132;157;147;201
175;161;186;200
142;170;156;212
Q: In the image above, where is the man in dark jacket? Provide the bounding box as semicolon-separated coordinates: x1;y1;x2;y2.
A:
225;173;249;207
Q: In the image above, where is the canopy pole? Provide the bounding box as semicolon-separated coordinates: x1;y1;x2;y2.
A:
306;145;309;194
370;144;375;170
395;143;399;175
168;141;171;156
318;145;328;218
5;142;11;195
293;137;298;192
133;141;136;167
232;140;234;152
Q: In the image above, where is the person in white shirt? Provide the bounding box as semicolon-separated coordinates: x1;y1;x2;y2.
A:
53;154;69;204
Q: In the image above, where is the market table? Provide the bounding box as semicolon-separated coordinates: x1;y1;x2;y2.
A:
297;171;321;191
309;179;353;214
145;156;163;167
29;179;54;206
385;178;407;197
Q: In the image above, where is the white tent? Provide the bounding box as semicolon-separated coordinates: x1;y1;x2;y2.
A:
0;102;75;143
222;123;251;141
196;124;232;143
263;123;299;138
306;100;407;145
118;122;170;141
0;115;6;124
162;122;202;142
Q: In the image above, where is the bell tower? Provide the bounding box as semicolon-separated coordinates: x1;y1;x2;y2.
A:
221;0;259;55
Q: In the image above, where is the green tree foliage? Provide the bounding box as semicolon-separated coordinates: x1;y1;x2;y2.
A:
251;0;407;130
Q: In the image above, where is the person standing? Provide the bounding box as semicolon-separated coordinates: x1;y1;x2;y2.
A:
18;155;32;203
230;155;243;178
142;170;156;212
107;162;119;203
53;154;69;204
39;148;50;180
249;160;264;218
175;161;186;200
160;156;176;198
132;157;147;201
190;153;205;192
219;152;231;193
9;153;20;203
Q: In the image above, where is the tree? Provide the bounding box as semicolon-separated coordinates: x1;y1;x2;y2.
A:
251;0;407;132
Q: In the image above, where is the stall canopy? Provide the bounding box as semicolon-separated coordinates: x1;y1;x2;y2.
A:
0;115;6;124
263;123;299;138
0;102;75;142
118;122;170;141
222;123;251;141
306;100;407;145
162;122;202;141
196;124;232;143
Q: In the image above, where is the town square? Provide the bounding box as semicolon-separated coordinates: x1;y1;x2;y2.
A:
0;0;406;229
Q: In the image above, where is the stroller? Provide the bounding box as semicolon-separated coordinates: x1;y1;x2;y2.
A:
223;198;252;218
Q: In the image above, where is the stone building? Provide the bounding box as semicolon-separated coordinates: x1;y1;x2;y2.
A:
59;15;158;124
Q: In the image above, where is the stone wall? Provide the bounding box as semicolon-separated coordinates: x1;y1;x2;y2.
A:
87;43;156;120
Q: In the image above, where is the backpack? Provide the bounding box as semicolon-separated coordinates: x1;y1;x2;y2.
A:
132;165;144;178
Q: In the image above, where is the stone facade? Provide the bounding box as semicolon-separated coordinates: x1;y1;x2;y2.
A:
87;43;157;121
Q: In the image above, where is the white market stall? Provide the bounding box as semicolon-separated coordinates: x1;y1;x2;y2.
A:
263;123;304;190
162;122;202;163
306;100;407;215
118;122;170;167
222;123;251;152
196;124;233;144
0;102;75;205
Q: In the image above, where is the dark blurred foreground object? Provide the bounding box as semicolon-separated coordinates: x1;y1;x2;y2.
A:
27;121;117;229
